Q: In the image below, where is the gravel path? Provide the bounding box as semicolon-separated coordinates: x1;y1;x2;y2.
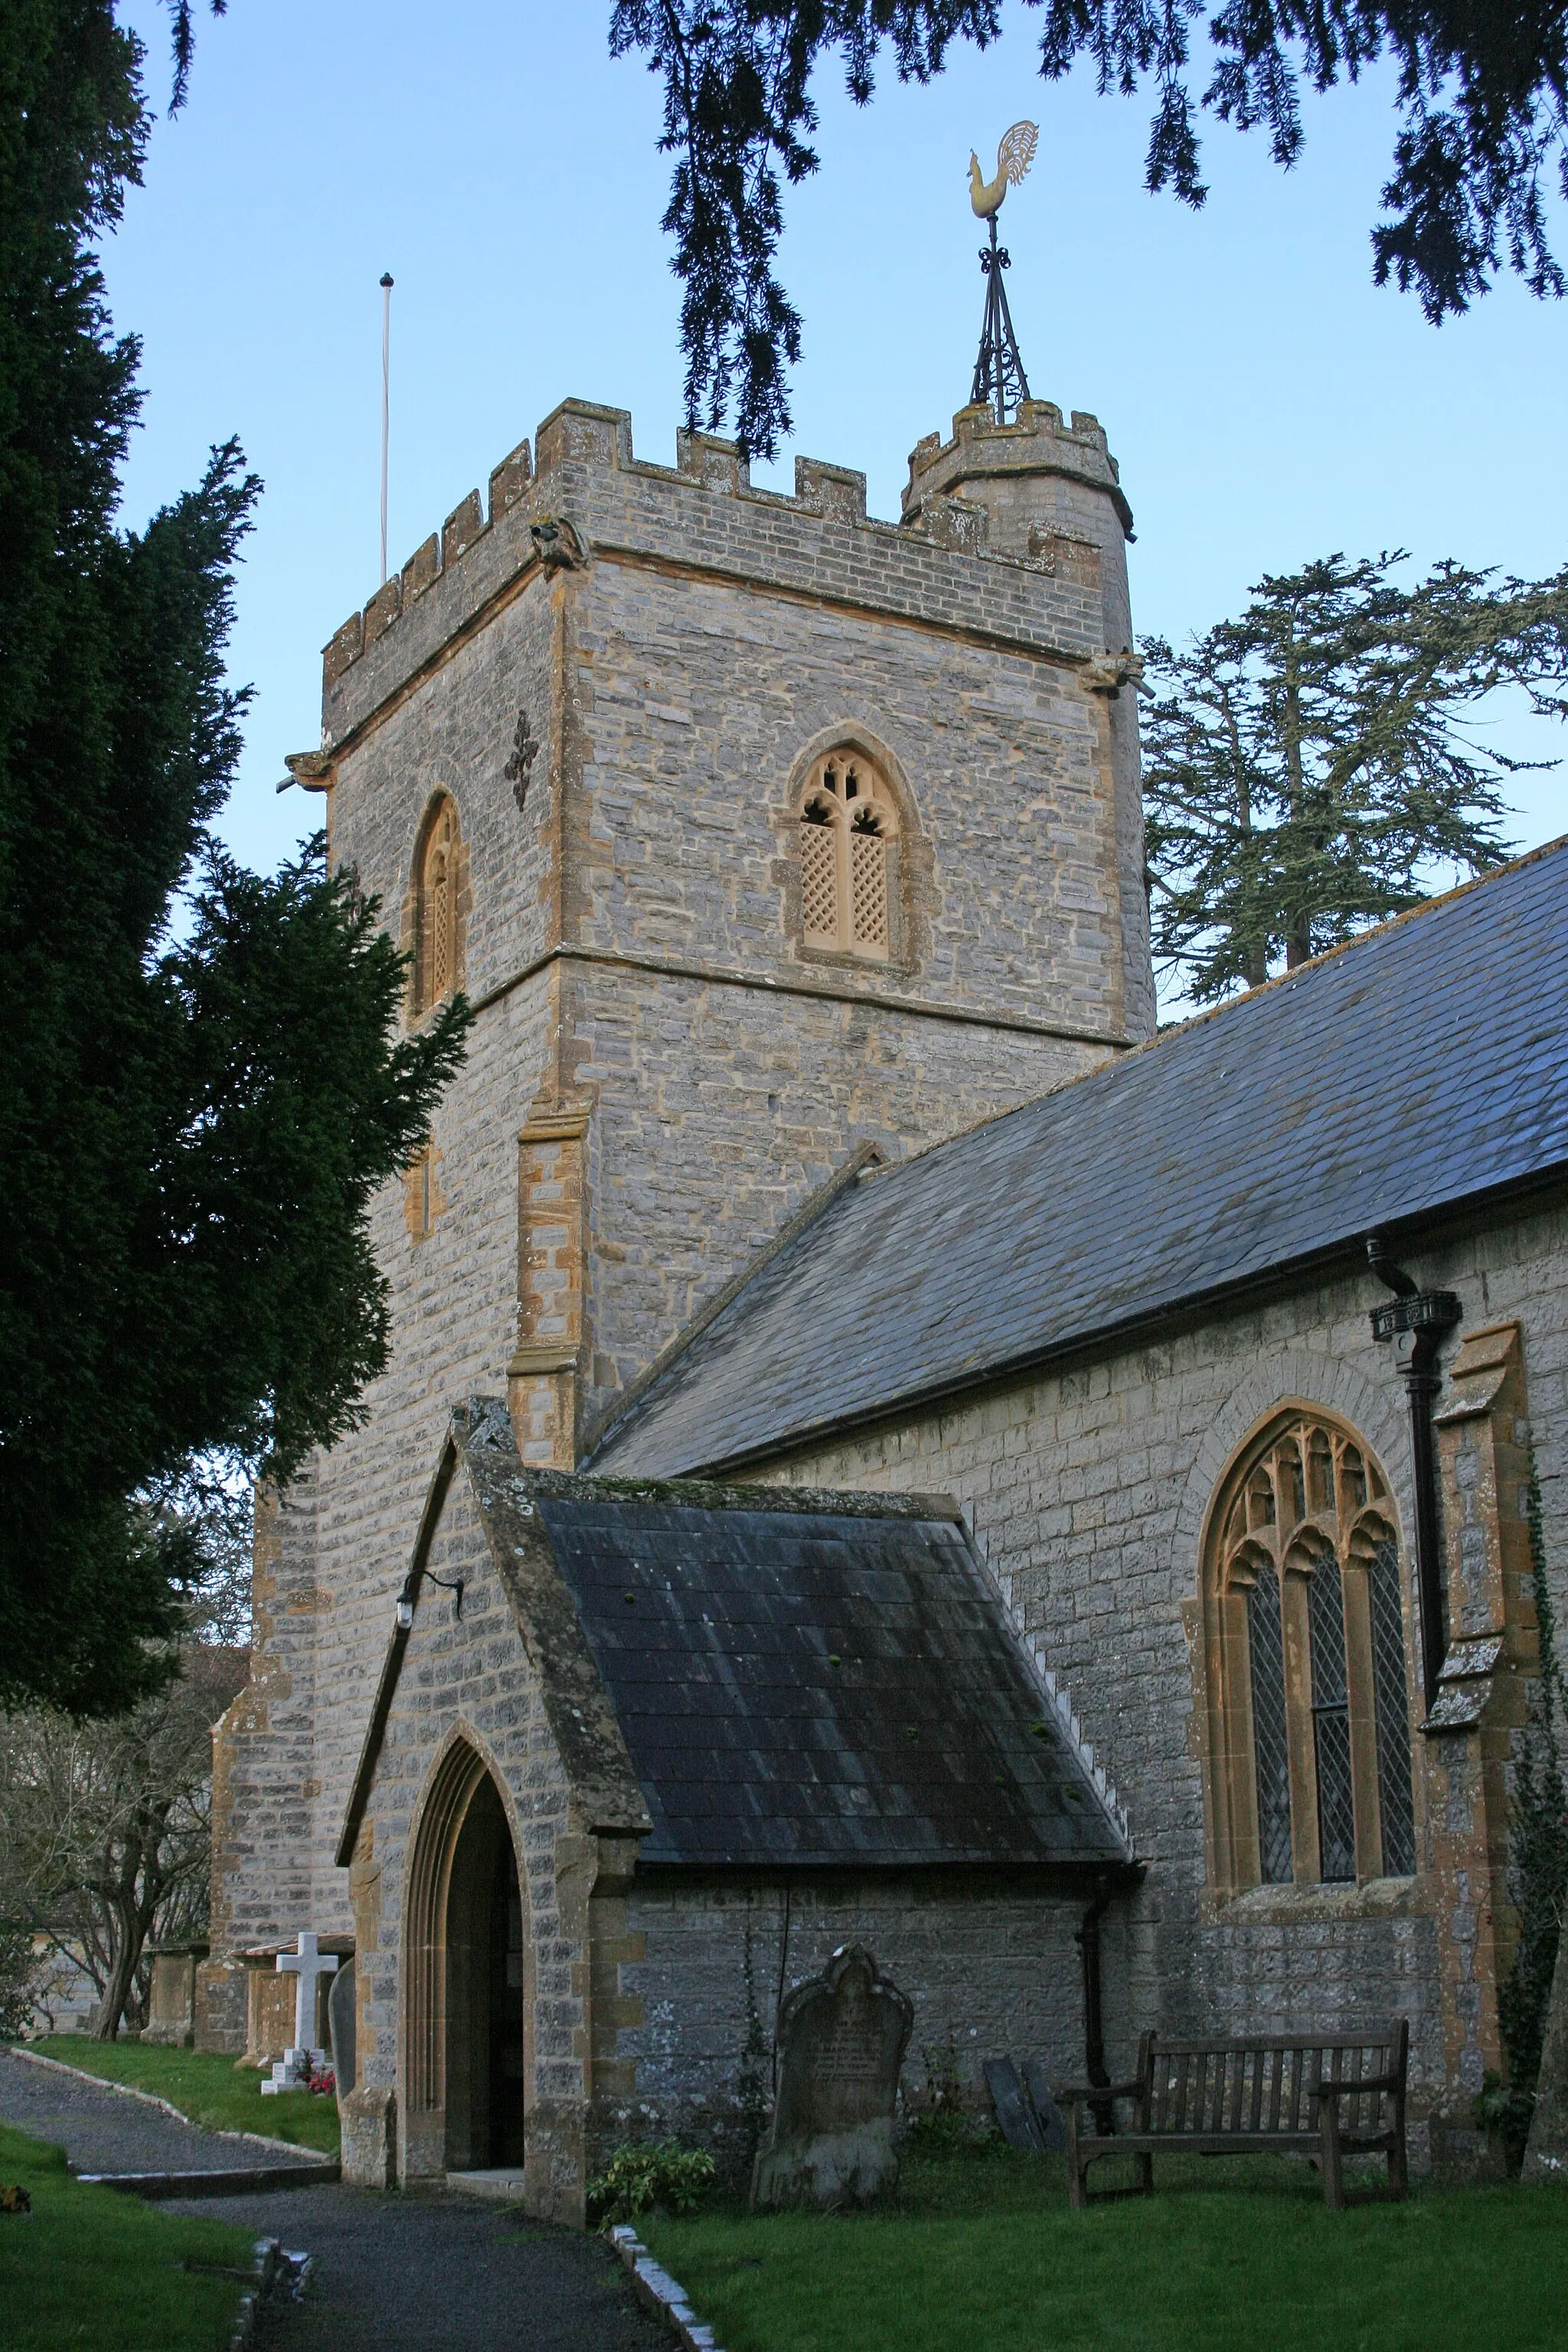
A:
0;2047;322;2177
197;2180;674;2352
0;2050;675;2351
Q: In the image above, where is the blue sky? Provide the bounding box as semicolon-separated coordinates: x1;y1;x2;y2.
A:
108;2;1566;884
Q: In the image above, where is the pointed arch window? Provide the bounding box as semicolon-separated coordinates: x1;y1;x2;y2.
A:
1204;1413;1418;1892
796;750;900;962
410;794;469;1017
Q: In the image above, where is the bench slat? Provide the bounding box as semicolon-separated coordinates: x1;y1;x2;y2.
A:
1141;2032;1403;2056
1071;2127;1398;2161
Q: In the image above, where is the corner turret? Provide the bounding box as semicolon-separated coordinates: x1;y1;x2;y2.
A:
903;397;1149;1041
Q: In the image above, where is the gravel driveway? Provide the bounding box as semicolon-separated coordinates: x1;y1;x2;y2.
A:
0;2049;674;2352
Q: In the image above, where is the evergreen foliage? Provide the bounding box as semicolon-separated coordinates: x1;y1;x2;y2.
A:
586;2137;718;2224
0;1;470;1715
1138;553;1568;1002
612;3;1568;456
1491;1463;1568;2168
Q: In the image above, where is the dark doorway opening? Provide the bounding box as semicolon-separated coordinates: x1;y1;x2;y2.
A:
488;1830;526;2164
443;1772;525;2171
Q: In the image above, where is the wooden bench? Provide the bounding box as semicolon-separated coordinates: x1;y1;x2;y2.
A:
1060;2022;1409;2210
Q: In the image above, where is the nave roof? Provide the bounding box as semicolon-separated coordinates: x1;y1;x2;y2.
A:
589;837;1568;1479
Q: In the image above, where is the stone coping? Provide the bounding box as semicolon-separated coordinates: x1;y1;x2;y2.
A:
608;2223;724;2352
227;2239;312;2352
81;2161;338;2199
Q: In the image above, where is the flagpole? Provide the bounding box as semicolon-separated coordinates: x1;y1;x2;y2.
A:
380;273;394;585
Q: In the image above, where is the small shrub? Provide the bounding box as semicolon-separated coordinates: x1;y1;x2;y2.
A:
904;2041;988;2155
587;2138;717;2226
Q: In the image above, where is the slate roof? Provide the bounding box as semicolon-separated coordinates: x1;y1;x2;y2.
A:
534;1487;1129;1869
591;839;1568;1478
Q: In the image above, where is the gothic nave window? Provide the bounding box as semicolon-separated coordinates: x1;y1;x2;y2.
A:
1205;1411;1418;1891
796;750;900;962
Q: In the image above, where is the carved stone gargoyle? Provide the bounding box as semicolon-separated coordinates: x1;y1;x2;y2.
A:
529;514;589;576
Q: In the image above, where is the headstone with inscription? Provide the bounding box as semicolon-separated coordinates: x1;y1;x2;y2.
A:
751;1945;913;2209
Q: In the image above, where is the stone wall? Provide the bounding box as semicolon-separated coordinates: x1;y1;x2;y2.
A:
745;1194;1568;2145
339;1466;586;2213
601;1870;1133;2180
564;959;1093;1423
201;1473;325;2048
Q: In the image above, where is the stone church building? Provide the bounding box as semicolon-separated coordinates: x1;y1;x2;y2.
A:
200;391;1568;2220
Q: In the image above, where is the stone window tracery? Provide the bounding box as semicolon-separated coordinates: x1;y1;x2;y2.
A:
796;750;900;962
409;793;468;1017
1203;1411;1418;1892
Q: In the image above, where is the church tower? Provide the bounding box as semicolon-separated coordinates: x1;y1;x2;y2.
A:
204;393;1152;2007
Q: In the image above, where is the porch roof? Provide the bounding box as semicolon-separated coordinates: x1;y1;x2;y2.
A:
534;1482;1129;1870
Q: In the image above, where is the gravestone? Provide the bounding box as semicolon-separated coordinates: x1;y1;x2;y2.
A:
142;1941;207;2047
985;2056;1047;2151
751;1945;913;2209
328;1955;357;2096
262;1932;338;2096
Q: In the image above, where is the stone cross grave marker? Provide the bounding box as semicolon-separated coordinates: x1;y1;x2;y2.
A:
751;1944;913;2209
262;1932;338;2096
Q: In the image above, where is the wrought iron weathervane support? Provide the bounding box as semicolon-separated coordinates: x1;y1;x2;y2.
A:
967;121;1039;425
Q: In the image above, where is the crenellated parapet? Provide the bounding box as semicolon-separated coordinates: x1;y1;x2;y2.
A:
902;399;1134;545
318;398;1131;747
322;436;534;693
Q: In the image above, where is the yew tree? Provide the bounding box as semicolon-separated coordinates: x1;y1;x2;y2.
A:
0;0;469;1714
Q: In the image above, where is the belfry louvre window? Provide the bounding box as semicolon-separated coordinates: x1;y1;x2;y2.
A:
410;794;467;1016
1203;1413;1418;1891
797;751;900;961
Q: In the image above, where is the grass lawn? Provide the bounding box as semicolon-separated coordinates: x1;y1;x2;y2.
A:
640;2144;1567;2352
21;2037;340;2158
0;2122;258;2350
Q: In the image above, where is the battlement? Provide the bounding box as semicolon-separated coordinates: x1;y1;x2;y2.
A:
903;399;1134;544
320;398;1129;745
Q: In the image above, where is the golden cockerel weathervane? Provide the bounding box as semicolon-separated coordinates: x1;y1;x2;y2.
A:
968;121;1038;423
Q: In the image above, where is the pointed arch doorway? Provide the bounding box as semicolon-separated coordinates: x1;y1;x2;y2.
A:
403;1740;528;2181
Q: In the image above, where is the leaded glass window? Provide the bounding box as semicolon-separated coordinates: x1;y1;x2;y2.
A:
1368;1537;1417;1877
1247;1566;1293;1884
1308;1557;1356;1882
1205;1411;1419;1893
